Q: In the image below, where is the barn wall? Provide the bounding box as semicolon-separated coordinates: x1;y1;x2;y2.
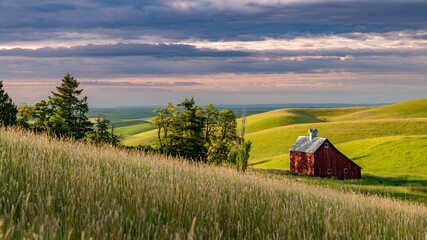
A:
314;141;361;179
290;151;315;175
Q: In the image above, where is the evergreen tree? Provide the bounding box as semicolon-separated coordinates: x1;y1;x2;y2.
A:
0;81;17;126
95;116;111;143
110;123;122;147
86;116;122;146
51;73;92;139
204;104;219;144
171;98;206;160
31;99;54;131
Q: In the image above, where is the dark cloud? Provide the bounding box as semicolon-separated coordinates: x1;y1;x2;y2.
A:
28;3;77;12
0;43;250;58
0;0;426;42
1;49;426;80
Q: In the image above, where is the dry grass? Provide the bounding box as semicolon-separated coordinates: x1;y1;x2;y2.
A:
0;128;425;239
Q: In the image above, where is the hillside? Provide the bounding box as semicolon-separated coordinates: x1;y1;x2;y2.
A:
116;98;427;179
247;118;427;170
0;128;425;239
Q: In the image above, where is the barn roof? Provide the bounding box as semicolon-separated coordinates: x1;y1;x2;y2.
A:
289;136;327;153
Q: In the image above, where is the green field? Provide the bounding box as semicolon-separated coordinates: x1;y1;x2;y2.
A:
118;99;427;203
247;118;427;169
0;128;425;238
126;99;427;173
115;120;156;136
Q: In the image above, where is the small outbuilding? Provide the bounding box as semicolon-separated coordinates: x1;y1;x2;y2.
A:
289;129;361;179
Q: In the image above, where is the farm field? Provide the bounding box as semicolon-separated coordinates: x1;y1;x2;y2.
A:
0;128;425;238
115;99;427;203
120;98;426;173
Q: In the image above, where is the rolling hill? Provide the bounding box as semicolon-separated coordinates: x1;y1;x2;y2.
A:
121;98;427;180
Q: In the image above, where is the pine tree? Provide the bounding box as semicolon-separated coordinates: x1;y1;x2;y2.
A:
0;81;17;126
51;74;92;139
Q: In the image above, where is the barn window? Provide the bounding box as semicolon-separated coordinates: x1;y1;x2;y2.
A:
324;142;329;148
327;169;332;174
344;168;348;173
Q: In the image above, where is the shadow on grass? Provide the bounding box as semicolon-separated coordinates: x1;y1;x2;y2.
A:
351;154;371;161
249;159;272;166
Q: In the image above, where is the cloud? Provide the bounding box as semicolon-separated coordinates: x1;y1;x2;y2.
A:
1;0;427;43
0;43;250;58
81;80;200;87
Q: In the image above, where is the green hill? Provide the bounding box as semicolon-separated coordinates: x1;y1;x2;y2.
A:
115;122;156;136
247;118;427;167
122;129;158;146
118;98;427;180
333;98;427;121
241;109;321;133
338;136;427;177
0;128;425;238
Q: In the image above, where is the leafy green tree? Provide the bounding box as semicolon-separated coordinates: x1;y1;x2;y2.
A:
50;73;92;139
16;104;33;129
153;98;207;160
206;108;237;164
218;109;237;142
0;81;17;126
45;114;71;137
152;98;240;164
152;102;177;148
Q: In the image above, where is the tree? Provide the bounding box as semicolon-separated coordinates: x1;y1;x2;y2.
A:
236;139;252;172
152;102;177;149
206;108;237;164
50;73;92;139
152;98;241;164
229;106;252;172
204;104;219;144
86;116;122;146
16;104;32;129
94;116;111;143
45;114;71;137
110;123;122;147
31;99;54;131
171;98;206;160
218;109;237;142
0;81;17;126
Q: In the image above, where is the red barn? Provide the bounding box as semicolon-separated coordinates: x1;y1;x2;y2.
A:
289;129;361;179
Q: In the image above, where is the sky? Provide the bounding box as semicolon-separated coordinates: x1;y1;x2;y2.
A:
1;0;426;107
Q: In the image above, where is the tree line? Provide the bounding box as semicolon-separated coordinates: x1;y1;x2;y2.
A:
9;74;120;146
0;74;251;171
150;98;252;170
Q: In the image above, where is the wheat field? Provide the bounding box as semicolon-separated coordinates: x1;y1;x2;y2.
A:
0;128;425;239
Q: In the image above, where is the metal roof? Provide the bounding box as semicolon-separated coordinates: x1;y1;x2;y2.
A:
289;136;327;153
